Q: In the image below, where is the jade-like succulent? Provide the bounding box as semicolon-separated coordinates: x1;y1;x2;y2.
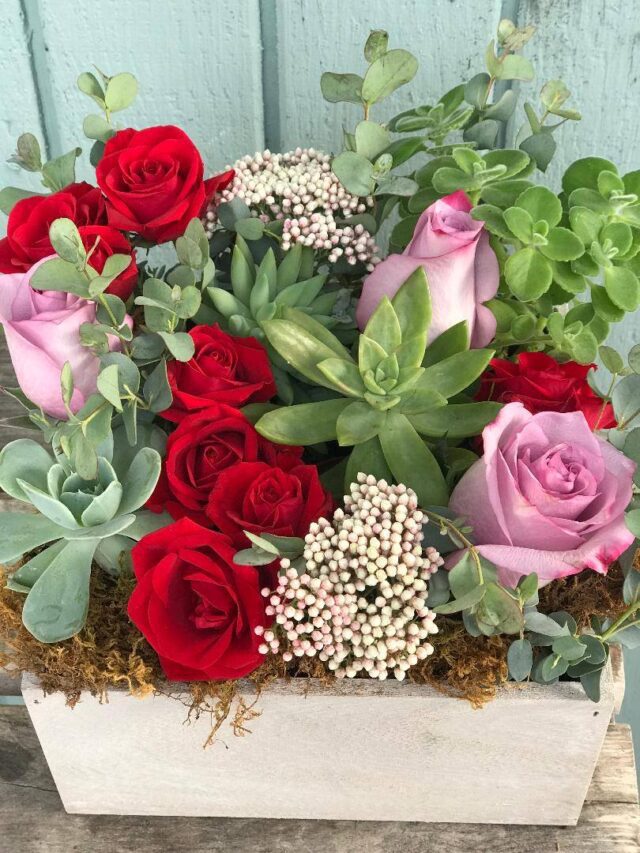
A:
255;267;501;506
0;438;166;643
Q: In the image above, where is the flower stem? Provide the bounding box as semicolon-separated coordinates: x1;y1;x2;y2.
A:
598;600;640;643
425;510;484;585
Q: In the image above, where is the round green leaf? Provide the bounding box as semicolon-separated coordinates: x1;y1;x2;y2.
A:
539;227;584;262
515;185;562;227
332;151;375;196
505;248;553;300
361;49;418;105
104;72;138;112
605;266;640;311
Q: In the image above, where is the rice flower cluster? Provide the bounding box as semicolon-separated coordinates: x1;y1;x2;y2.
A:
257;474;441;680
206;148;380;270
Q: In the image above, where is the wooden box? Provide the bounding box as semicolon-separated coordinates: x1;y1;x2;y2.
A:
21;664;618;825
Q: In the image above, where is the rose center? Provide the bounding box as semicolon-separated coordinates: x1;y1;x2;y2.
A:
192;597;229;631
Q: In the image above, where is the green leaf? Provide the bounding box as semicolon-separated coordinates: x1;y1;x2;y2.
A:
256;398;351;445
418;349;493;400
0;186;42;215
143;359;173;413
262;319;351;390
540;227;584;262
82;114;115;143
363;297;402;354
562;157;618;196
409;402;502;439
22;538;97;643
515;185;562;227
423;321;469;365
332;151;374;196
344;436;392;490
524;610;569;637
580;668;604;702
119;448;162;514
41;148;82;192
236;218;265;241
378;412;448;506
390;266;431;352
320;72;364;104
158;331;195;362
599;345;624;375
77;71;105;106
317;358;365;398
519;133;557;173
336;401;385;446
8;540;68;591
0;513;68;563
361;49;418;105
97;364;122;411
281;307;351;359
30;257;90;297
364;29;389;62
504;207;534;243
464;72;491;109
434;585;485;614
508;638;533;682
552;634;587;661
605;266;640;311
354;121;390;161
104;72;138;112
505;248;553;300
0;439;54;502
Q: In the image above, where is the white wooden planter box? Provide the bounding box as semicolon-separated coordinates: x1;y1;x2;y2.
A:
22;665;617;825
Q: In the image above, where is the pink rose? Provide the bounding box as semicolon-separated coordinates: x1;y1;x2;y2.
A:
449;402;635;587
0;257;126;419
356;190;499;347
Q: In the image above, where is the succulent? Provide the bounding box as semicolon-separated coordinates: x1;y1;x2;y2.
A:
0;437;166;642
259;474;442;680
255;267;501;505
207;237;355;402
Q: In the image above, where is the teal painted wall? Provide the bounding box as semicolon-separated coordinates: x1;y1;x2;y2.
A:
1;0;639;763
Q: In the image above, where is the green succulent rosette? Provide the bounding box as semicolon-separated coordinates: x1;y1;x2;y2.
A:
0;438;167;643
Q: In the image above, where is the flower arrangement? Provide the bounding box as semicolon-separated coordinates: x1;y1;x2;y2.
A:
1;21;640;718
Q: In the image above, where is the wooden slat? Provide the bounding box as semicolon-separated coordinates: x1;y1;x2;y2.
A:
271;0;505;152
0;707;637;852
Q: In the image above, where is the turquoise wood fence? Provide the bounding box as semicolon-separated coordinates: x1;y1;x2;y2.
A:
1;0;640;755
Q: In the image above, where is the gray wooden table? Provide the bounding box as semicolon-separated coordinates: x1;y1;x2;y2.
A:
1;340;640;851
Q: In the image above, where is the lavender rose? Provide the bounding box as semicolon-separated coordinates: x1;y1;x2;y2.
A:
356;190;499;347
449;402;635;587
0;257;125;419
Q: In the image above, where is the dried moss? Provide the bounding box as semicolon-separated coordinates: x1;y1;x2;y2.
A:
0;559;629;731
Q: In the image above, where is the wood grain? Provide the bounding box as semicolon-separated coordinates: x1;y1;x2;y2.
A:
0;705;637;852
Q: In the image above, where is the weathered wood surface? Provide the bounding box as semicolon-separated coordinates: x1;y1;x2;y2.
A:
0;704;637;852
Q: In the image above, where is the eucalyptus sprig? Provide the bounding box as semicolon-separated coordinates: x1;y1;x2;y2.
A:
77;67;138;164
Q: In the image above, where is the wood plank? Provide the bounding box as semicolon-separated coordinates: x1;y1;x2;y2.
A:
0;707;637;852
0;1;48;195
271;0;504;153
14;0;265;180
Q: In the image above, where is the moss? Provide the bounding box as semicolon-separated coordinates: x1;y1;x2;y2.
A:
0;559;629;734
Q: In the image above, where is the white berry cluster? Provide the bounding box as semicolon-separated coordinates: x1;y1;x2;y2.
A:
206;148;380;271
257;474;442;681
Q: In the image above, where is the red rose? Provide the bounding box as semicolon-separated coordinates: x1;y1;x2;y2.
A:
96;125;234;243
0;183;106;273
206;460;334;548
80;225;138;301
128;518;270;681
477;351;616;430
148;403;302;525
163;324;277;422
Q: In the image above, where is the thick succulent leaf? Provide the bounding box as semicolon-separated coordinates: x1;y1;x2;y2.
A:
364;297;402;353
93;534;134;574
276;243;303;289
344;436;392;492
359;335;388;373
276;275;327;308
118;448;162;515
7;539;67;592
281;307;351;358
0;439;55;502
422;321;469;366
409;402;502;438
262;319;351;390
230;236;255;303
396;387;447;415
15;480;80;529
336;401;386;446
378;412;448;506
257;249;278;300
0;513;68;563
417;349;494;399
390;266;431;349
63;514;136;540
22;537;97;643
249;270;271;317
256;399;351;445
80;479;124;527
317;358;365;397
208;287;250;318
123;510;174;541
